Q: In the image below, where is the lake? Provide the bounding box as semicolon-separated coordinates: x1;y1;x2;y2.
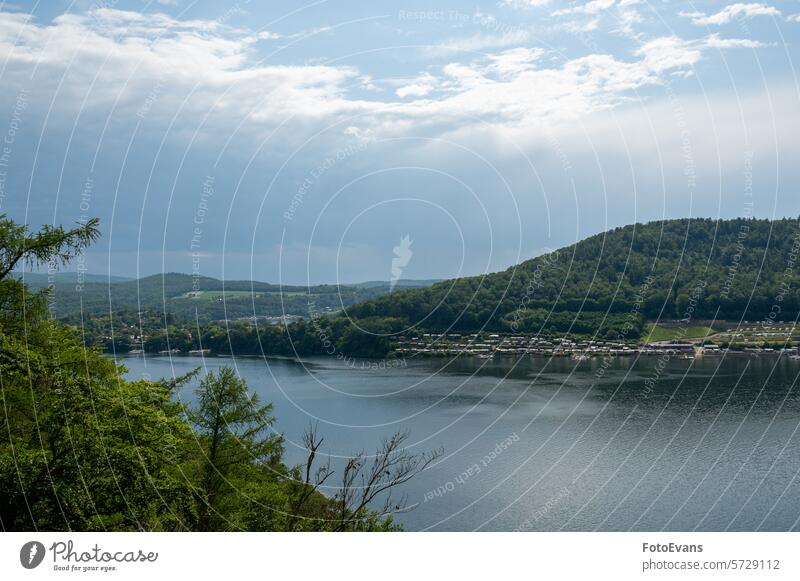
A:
122;352;800;531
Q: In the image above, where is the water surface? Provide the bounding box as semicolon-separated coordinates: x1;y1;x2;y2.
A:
122;352;800;531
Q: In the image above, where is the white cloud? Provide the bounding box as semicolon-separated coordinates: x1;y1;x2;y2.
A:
254;31;282;40
487;47;544;76
564;18;599;33
704;33;769;48
788;14;800;23
0;9;369;124
617;4;643;30
399;36;705;131
500;0;551;8
425;29;532;57
396;73;438;98
682;3;780;26
635;36;702;73
343;126;374;143
0;8;770;145
553;0;617;17
551;0;642;38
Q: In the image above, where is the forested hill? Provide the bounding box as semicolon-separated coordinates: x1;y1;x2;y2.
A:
346;218;800;334
25;272;437;322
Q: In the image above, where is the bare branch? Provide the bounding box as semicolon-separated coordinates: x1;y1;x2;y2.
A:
285;423;334;531
333;430;443;531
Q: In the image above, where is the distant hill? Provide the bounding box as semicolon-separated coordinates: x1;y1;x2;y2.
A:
344;218;800;337
21;272;133;285
55;218;800;356
20;272;440;322
349;279;443;289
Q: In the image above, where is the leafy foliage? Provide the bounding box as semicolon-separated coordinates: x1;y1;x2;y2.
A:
346;218;800;332
1;216;434;531
187;368;283;531
0;214;99;281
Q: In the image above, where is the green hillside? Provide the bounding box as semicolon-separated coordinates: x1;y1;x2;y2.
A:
345;218;800;337
21;272;133;285
25;272;437;322
41;218;800;357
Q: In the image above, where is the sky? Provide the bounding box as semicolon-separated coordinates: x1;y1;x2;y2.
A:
0;0;798;285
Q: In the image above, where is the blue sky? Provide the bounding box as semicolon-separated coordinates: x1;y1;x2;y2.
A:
0;0;798;284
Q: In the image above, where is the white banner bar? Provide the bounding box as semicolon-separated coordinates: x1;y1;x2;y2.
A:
1;532;797;580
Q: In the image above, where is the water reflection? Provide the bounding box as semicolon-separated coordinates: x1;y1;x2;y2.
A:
122;352;800;531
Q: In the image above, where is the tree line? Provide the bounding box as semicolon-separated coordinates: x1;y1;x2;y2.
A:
347;217;800;333
70;218;800;360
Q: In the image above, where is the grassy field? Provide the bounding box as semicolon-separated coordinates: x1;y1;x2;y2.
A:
643;323;716;343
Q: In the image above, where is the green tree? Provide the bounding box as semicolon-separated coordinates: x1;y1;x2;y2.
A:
188;367;284;531
1;214;437;532
0;216;195;530
0;214;99;281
